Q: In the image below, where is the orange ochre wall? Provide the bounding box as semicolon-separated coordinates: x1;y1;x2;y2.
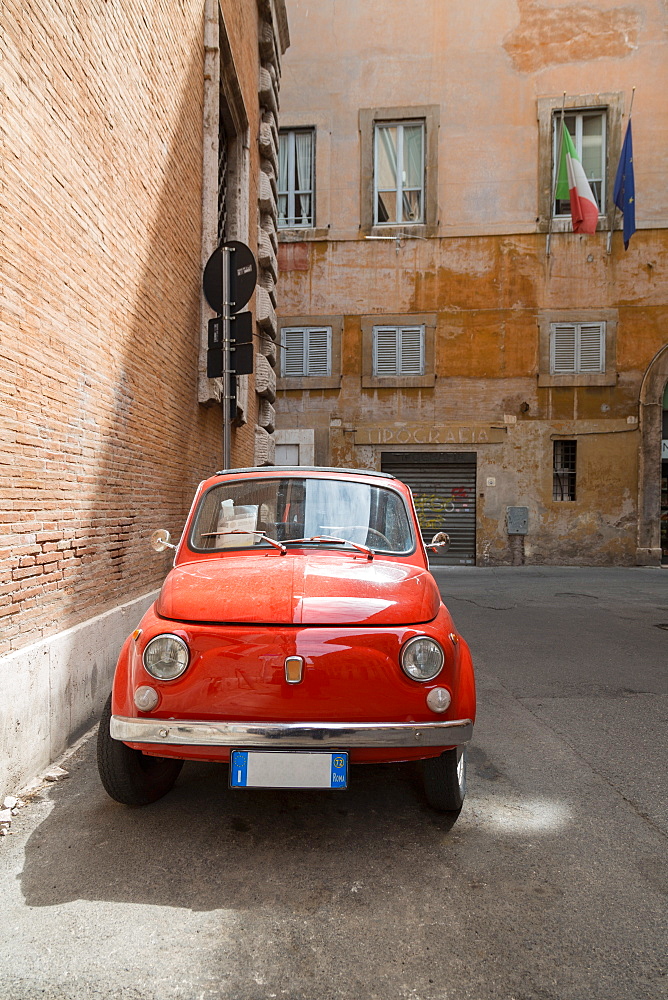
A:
274;0;668;565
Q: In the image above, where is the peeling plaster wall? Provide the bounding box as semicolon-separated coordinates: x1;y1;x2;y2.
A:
275;0;668;565
503;1;641;73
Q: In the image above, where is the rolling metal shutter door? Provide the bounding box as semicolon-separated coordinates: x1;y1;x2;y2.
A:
381;453;477;565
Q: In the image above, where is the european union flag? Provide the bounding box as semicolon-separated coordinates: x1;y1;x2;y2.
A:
613;121;636;250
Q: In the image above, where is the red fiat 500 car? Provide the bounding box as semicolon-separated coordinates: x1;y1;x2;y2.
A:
97;467;476;814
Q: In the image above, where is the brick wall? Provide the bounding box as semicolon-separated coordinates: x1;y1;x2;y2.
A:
0;0;227;655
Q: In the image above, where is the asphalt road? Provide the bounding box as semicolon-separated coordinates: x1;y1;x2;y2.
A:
1;567;666;1000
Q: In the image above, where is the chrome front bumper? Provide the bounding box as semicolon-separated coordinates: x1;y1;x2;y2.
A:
110;716;473;749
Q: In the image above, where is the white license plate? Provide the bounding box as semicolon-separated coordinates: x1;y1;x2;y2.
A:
229;750;348;789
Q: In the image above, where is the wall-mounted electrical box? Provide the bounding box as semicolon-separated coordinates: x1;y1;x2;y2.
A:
506;506;529;535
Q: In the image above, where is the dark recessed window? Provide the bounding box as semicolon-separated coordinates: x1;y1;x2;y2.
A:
553;440;577;501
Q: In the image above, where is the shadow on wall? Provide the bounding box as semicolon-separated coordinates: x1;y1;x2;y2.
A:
49;22;222;733
66;27;222;692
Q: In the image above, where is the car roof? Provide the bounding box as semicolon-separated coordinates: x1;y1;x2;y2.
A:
213;466;397;480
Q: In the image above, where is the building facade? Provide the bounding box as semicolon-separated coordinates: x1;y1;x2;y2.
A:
0;0;288;796
275;0;668;567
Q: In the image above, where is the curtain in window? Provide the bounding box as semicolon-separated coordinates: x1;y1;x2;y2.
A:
278;132;289;224
402;126;423;222
377;126;398;223
295;132;312;225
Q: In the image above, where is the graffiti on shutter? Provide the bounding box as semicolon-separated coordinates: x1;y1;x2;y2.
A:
380;452;477;565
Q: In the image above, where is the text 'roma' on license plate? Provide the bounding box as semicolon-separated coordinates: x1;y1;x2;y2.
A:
230;750;348;790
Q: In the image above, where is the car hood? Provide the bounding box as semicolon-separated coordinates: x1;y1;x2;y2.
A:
156;552;440;626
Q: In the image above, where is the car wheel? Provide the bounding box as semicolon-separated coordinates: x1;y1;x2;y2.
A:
97;694;183;806
422;745;467;812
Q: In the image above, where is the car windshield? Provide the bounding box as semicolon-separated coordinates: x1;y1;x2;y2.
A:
190;477;414;554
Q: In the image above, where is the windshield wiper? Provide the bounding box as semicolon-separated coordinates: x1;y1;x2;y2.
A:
282;535;374;560
199;530;287;554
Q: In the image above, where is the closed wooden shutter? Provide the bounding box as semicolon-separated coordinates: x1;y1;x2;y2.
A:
306;328;331;375
551;324;577;373
381;452;477;565
282;329;306;376
551;322;605;373
374;327;399;375
578;323;605;371
399;326;423;375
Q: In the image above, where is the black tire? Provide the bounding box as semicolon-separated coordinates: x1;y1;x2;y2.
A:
422;745;467;812
97;694;183;806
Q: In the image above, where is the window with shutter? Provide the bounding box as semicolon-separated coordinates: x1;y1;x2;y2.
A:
550;322;604;374
281;327;331;376
373;326;424;376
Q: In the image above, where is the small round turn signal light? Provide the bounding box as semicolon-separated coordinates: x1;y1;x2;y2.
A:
134;686;159;712
426;687;452;714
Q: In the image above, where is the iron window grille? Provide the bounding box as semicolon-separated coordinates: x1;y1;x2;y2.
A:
553;440;577;501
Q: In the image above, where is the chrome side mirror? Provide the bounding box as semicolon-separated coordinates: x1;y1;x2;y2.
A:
429;531;450;553
150;528;176;553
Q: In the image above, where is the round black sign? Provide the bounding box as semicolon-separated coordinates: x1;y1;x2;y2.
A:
203;240;257;315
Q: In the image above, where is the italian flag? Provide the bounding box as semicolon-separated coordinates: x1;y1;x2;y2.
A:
556;122;599;234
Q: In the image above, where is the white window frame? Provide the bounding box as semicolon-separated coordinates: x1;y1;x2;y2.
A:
372;325;425;377
552;109;606;219
373;121;425;226
281;326;331;377
278;128;315;229
550;321;606;375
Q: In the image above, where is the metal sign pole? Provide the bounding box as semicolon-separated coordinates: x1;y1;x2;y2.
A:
221;245;233;470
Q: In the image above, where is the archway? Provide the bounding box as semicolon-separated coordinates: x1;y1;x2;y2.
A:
637;343;668;564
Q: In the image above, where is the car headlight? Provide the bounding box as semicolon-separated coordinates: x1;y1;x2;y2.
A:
143;634;189;680
401;636;444;682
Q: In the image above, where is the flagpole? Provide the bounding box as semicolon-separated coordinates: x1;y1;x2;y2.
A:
609;87;636;253
546;92;567;257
